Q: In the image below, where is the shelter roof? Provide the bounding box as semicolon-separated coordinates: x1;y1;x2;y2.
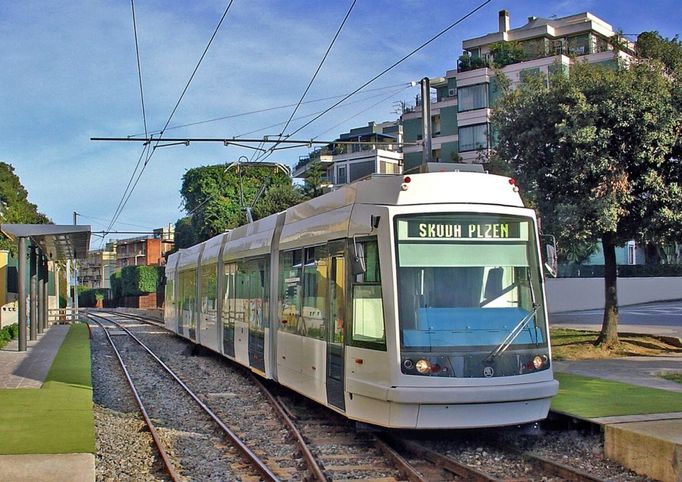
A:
0;224;91;260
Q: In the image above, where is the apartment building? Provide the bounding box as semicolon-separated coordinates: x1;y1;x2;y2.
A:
293;121;403;185
77;226;175;290
114;226;174;270
402;10;633;170
78;248;116;289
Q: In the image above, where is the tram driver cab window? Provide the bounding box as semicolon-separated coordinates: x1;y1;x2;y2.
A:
350;239;386;350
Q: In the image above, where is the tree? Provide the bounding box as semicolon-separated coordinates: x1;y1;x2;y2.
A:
0;162;50;252
173;216;198;251
302;161;326;198
490;41;526;68
253;183;305;220
178;163;297;244
491;60;682;348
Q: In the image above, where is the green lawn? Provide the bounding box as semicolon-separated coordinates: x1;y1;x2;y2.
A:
552;372;682;418
0;323;95;454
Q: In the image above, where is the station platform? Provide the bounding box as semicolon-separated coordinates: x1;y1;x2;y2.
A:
553;356;682;482
0;324;95;482
0;324;70;388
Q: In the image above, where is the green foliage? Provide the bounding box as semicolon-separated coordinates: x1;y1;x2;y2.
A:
492;59;682;346
178;163;296;244
562;240;598;265
174;216;199;250
253;183;305;220
492;60;682;249
458;54;490;72
117;265;163;297
490;41;526;68
136;265;162;294
0;323;19;349
110;270;122;299
636;31;682;73
78;288;109;307
302;161;326;198
0;162;50;253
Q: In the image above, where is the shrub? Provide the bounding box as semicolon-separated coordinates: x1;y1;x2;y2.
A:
112;265;164;297
0;323;19;349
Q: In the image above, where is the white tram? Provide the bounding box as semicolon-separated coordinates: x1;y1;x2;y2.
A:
165;172;559;429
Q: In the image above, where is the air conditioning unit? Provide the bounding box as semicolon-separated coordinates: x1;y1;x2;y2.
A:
448;88;456;97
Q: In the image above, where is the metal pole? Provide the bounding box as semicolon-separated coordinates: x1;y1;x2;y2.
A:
66;259;72;315
18;238;27;351
73;211;79;320
40;255;48;333
420;77;433;173
53;262;59;327
29;244;38;341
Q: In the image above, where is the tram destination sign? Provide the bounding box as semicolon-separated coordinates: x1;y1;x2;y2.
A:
405;220;522;240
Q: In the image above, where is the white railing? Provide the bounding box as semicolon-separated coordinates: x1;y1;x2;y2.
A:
48;307;82;324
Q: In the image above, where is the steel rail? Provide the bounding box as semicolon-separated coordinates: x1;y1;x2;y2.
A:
95;309;165;328
372;436;429;482
87;314;181;482
250;374;327;482
88;312;280;482
383;436;503;482
507;445;606;482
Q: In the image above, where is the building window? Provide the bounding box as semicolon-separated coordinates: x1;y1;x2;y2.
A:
458;124;489;152
567;34;590;55
457;83;488;112
349;160;376;182
432;114;441;136
337;165;348;184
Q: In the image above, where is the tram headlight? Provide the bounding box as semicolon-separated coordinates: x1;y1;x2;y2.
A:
532;355;544;370
415;359;431;374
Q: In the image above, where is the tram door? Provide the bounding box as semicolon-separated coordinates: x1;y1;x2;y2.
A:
222;262;236;358
326;242;346;410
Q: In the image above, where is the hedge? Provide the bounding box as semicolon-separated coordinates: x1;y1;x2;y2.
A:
558;264;682;278
0;323;19;349
110;265;164;298
78;288;110;307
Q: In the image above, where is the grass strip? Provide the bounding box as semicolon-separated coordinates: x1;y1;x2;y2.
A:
552;372;682;418
0;324;94;454
661;373;682;384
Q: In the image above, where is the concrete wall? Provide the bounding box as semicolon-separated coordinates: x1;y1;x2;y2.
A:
546;277;682;313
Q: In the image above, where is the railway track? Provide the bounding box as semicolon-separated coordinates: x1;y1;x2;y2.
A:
90;310;631;482
88;312;279;481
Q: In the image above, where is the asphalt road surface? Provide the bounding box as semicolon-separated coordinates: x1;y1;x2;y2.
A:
550;300;682;339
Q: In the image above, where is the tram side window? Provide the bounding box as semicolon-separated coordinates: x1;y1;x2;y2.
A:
279;249;302;334
164;277;175;321
237;258;269;331
302;246;328;340
200;262;218;319
223;263;237;325
350;239;386;349
179;269;196;333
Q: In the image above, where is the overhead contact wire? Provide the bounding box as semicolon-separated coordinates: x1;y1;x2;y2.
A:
106;0;237;236
256;0;357;163
127;82;408;138
286;0;493;138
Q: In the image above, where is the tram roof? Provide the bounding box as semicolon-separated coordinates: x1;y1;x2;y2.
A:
0;224;91;261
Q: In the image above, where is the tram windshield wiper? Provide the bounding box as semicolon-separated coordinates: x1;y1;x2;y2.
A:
486;270;540;362
485;303;540;361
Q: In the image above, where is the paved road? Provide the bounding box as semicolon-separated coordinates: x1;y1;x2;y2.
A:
550;300;682;339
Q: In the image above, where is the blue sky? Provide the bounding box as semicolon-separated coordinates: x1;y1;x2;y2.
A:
1;0;680;246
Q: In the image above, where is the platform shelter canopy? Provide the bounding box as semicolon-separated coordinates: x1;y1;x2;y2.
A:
0;224;91;261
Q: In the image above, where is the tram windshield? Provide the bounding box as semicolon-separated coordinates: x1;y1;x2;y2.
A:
395;213;548;352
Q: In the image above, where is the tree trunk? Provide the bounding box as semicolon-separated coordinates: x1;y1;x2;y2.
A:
597;232;619;348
